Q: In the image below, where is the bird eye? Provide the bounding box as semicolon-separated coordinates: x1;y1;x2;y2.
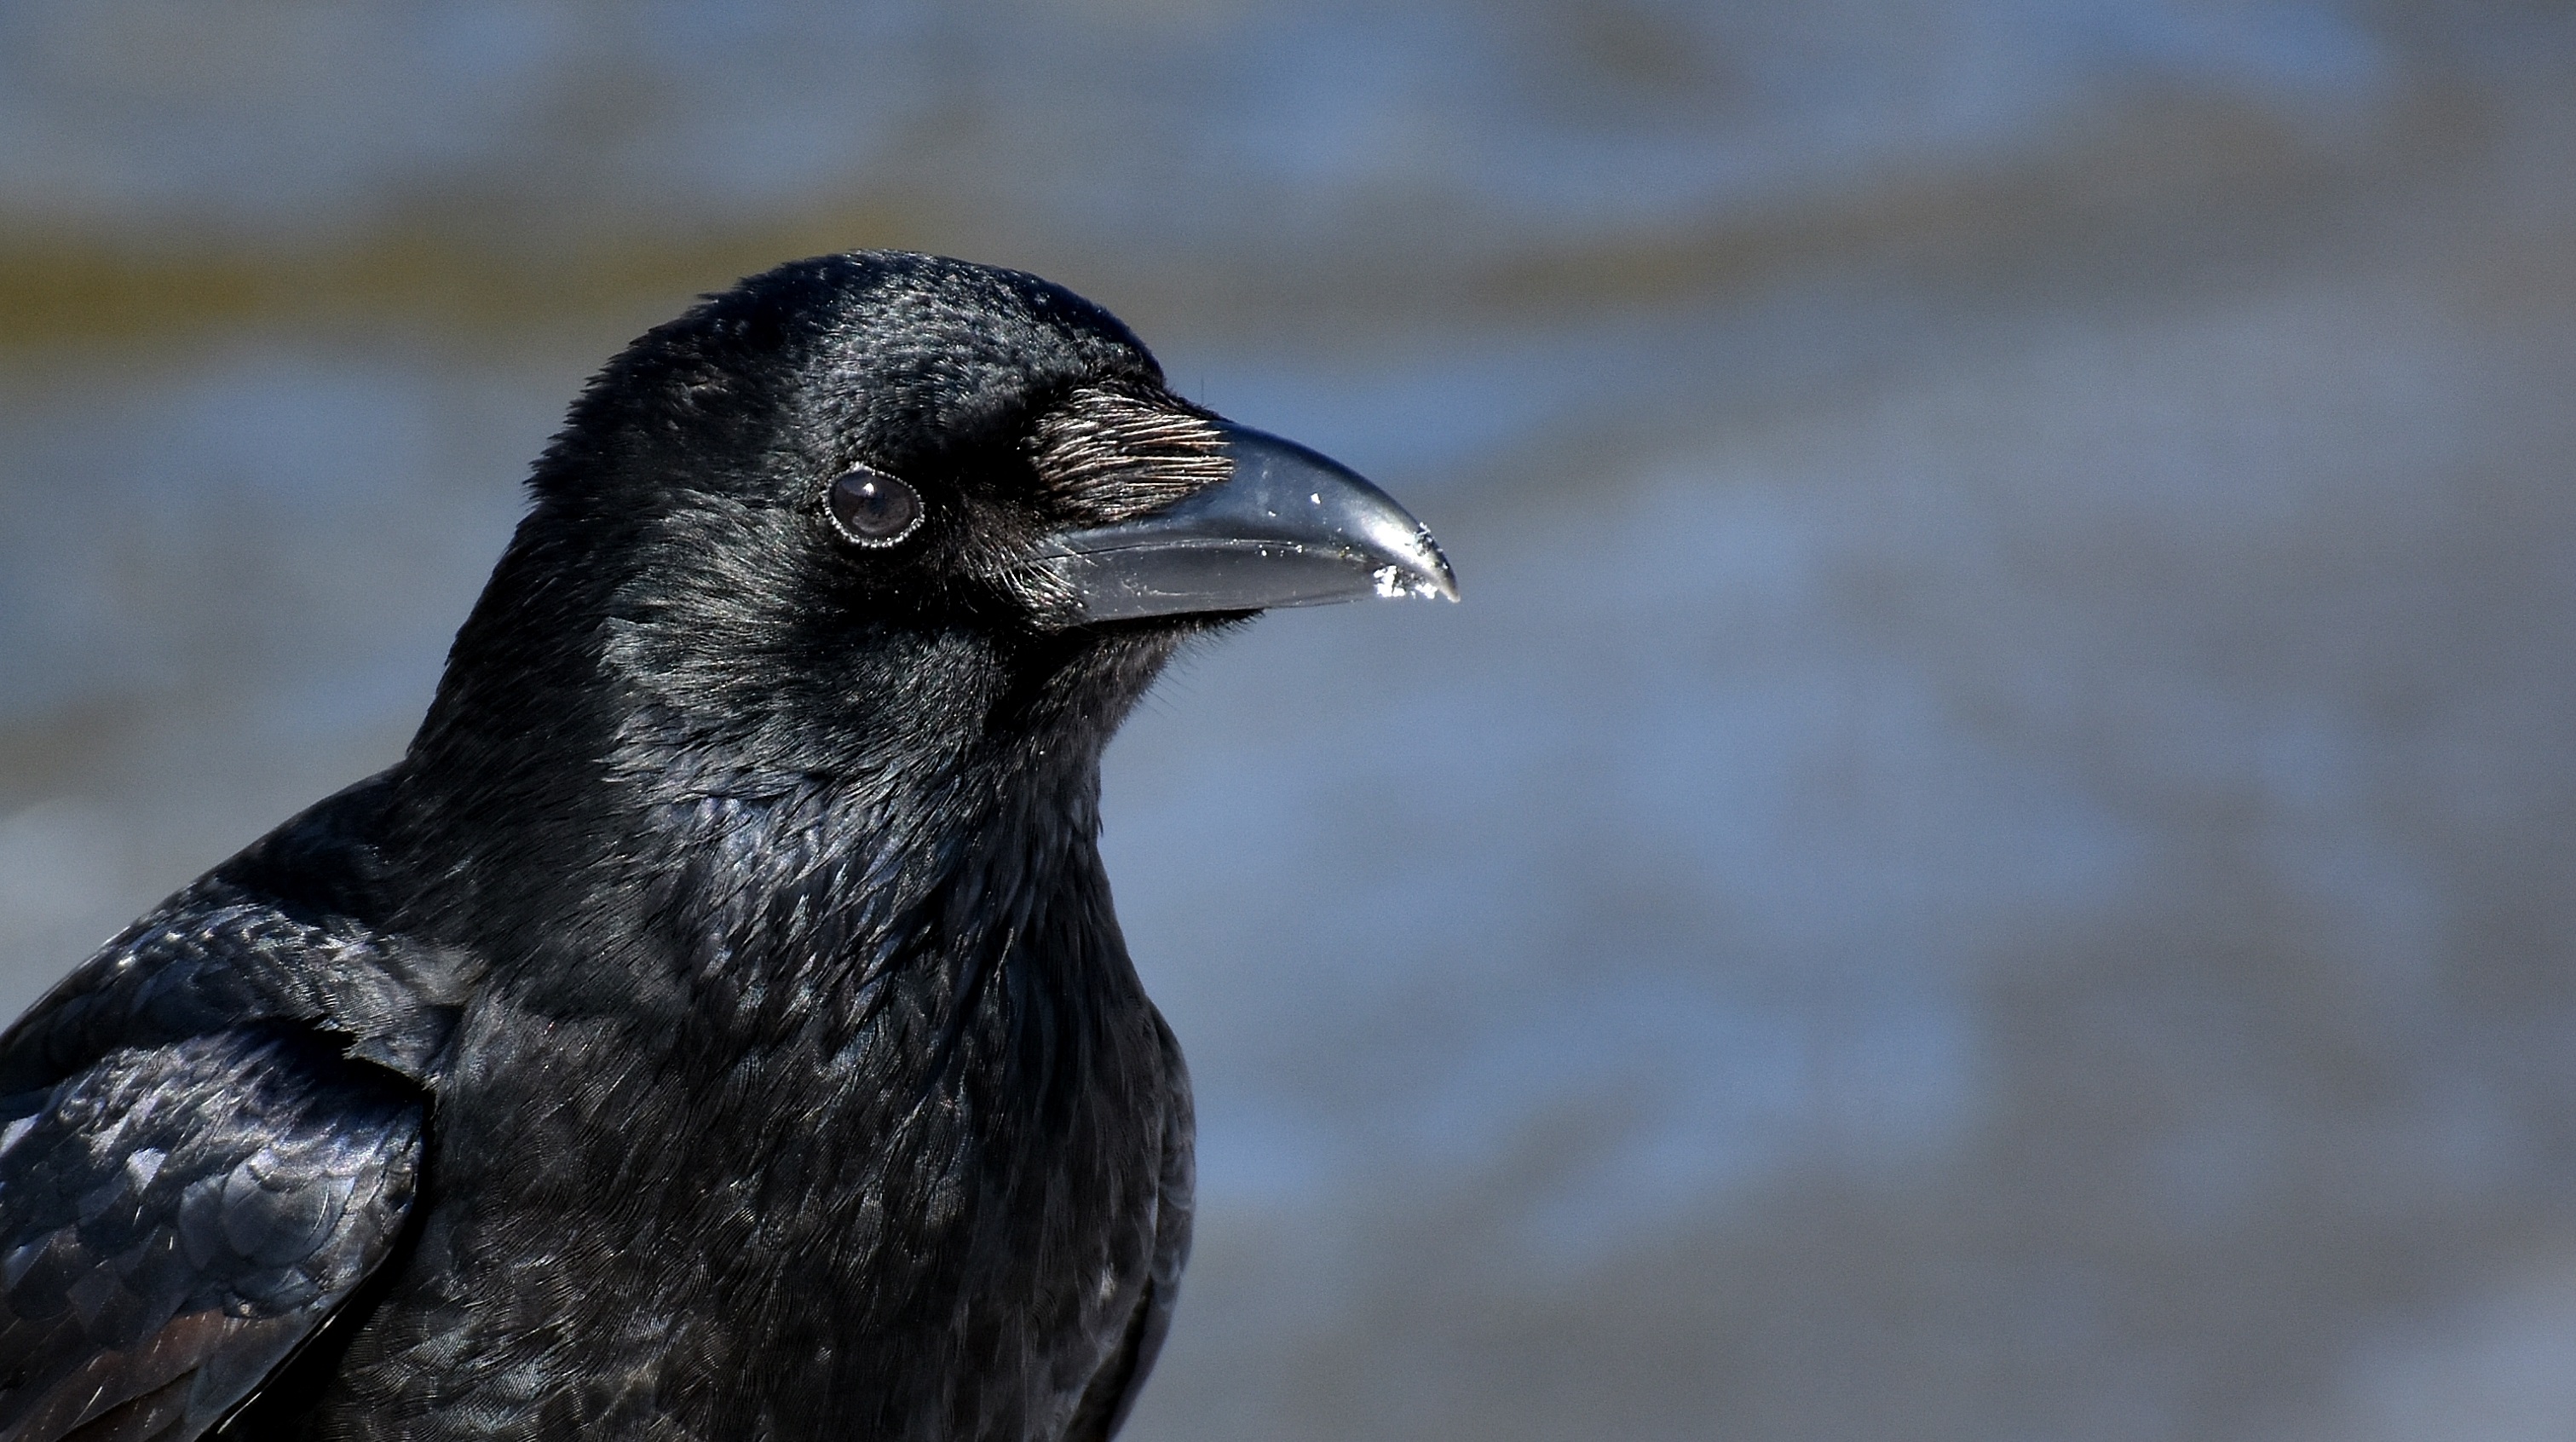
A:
824;466;923;547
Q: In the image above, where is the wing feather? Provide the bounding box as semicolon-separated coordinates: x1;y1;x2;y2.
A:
1064;1010;1194;1442
0;1028;421;1442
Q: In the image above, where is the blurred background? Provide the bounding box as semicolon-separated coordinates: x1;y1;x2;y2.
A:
3;2;2574;1437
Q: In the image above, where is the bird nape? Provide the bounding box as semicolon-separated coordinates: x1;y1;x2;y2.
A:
0;251;1455;1442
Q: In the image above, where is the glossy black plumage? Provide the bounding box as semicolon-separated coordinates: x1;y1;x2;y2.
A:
0;251;1450;1440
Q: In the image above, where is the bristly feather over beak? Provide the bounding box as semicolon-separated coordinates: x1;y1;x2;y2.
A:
1029;398;1459;625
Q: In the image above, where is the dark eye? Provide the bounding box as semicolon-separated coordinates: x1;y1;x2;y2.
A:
824;465;923;547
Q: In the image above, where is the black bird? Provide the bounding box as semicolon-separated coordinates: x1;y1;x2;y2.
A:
0;251;1455;1441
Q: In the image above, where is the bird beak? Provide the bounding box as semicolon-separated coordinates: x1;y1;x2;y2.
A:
1035;421;1460;623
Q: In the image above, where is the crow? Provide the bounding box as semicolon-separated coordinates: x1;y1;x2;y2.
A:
0;251;1455;1441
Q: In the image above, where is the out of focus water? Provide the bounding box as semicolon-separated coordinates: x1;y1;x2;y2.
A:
6;4;2576;1438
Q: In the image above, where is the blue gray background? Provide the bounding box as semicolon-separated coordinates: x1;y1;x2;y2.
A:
4;3;2574;1437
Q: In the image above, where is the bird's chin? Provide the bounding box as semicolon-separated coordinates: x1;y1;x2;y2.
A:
1076;611;1259;676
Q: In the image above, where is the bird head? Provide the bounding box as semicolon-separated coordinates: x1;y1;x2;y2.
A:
408;251;1455;804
